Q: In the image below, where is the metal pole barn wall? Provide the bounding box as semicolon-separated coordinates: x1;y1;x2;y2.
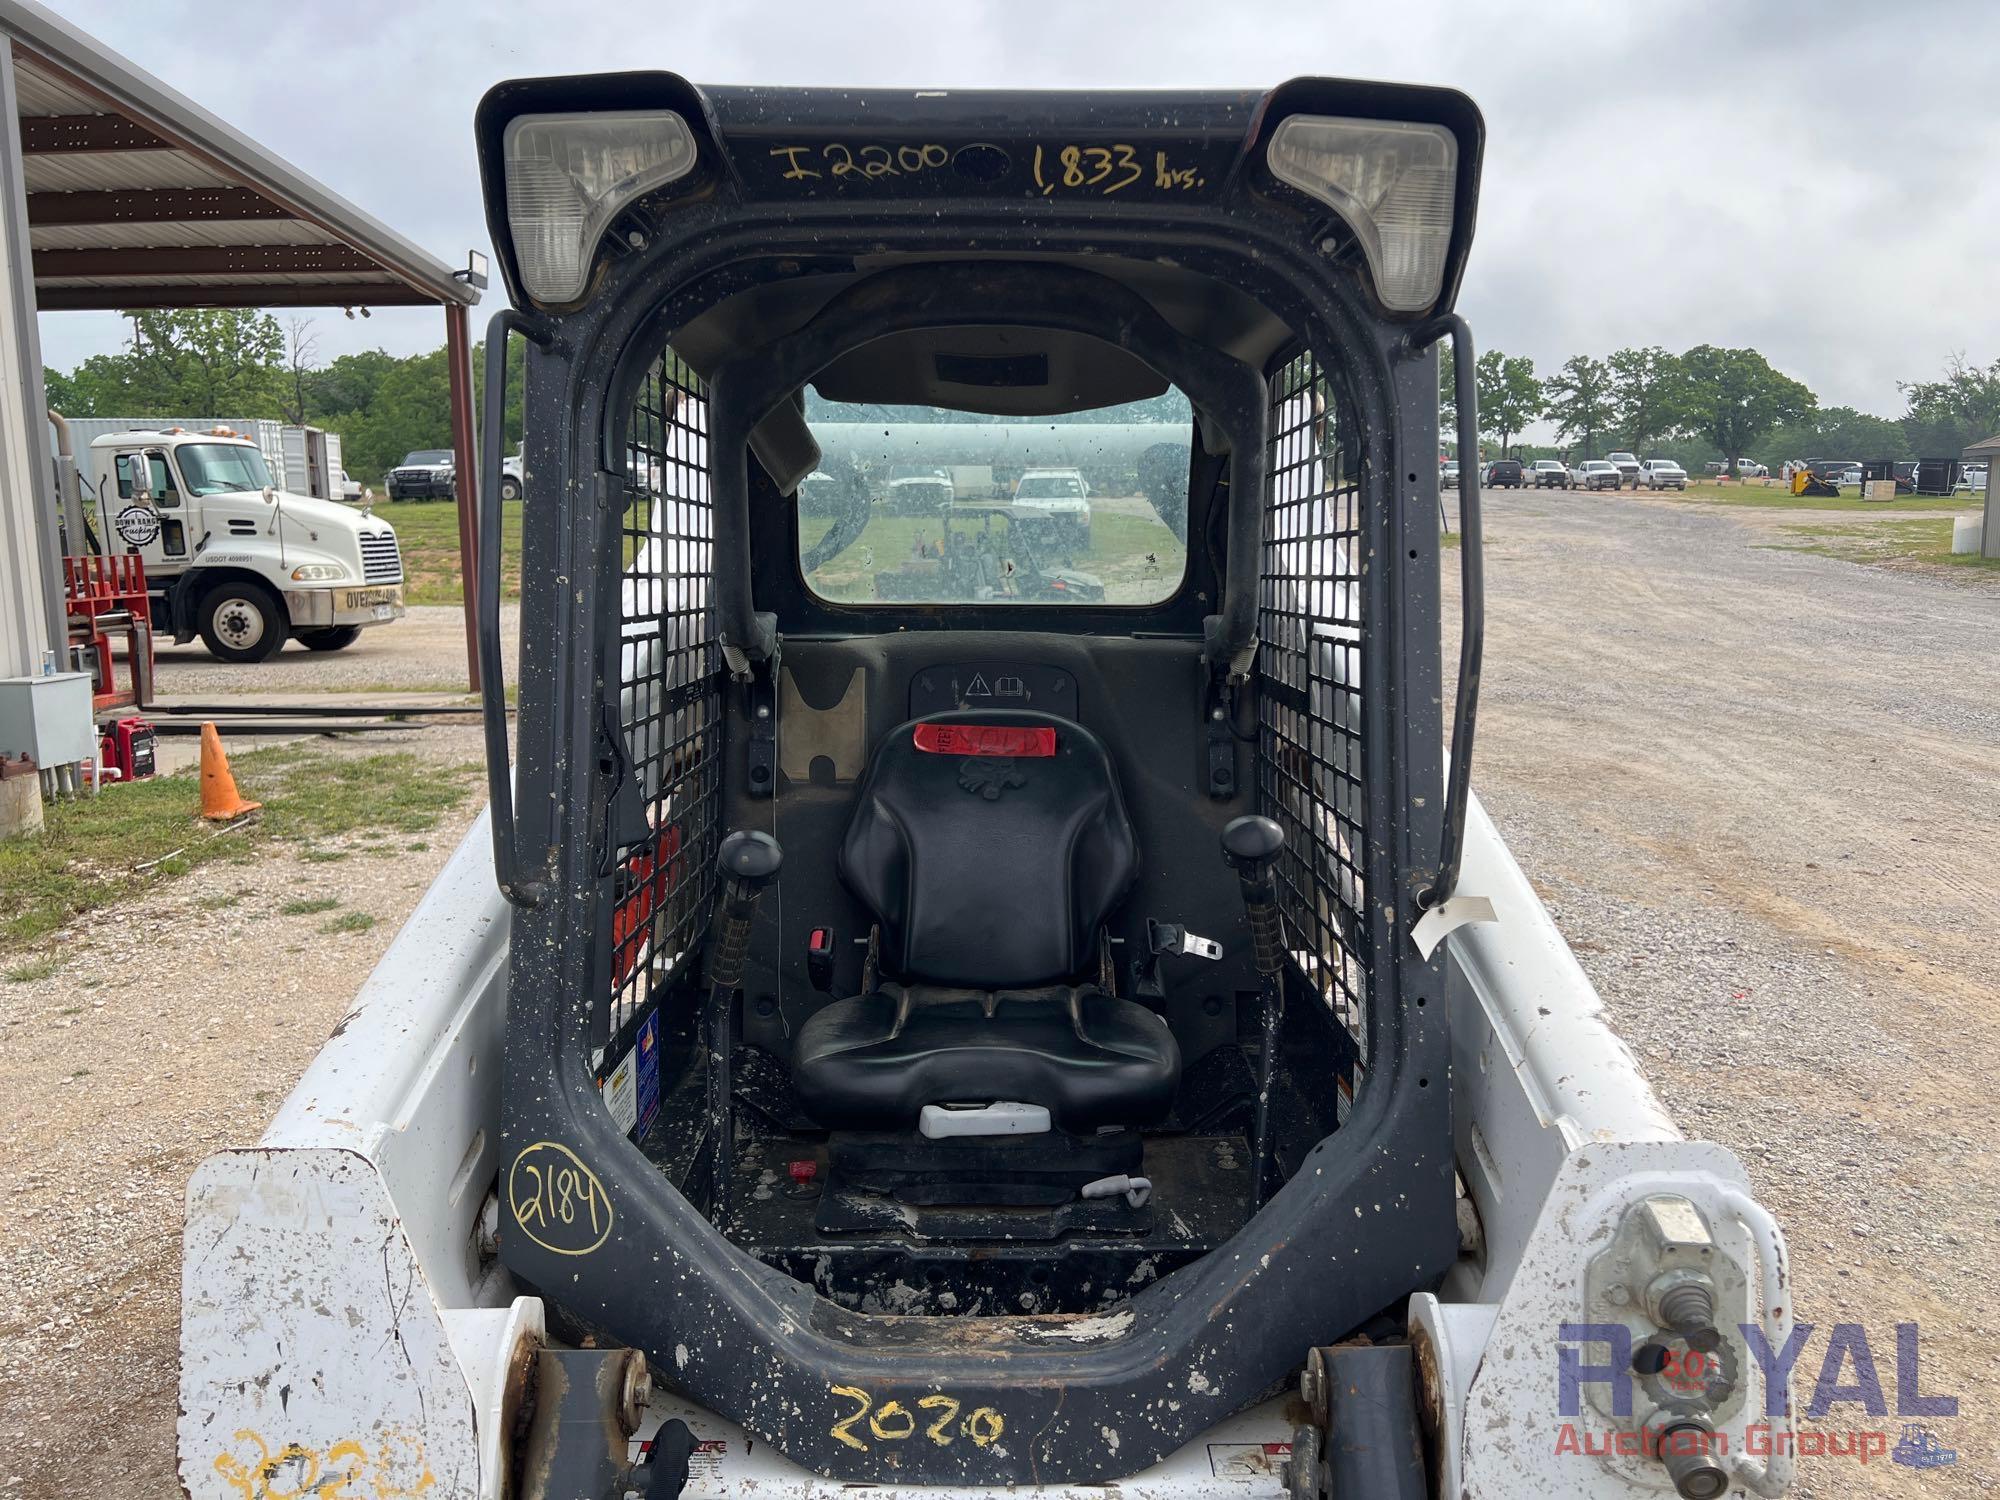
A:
446;300;482;695
0;37;62;676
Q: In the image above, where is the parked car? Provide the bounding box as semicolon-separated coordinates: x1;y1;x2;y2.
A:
1441;459;1459;484
501;451;524;502
1011;466;1093;546
1734;458;1769;478
1639;458;1688;490
1482;458;1524;488
1954;463;1989;494
337;468;364;502
386;448;455;500
1569;459;1622;491
1838;466;1863;491
1531;459;1569;489
1604;451;1641;488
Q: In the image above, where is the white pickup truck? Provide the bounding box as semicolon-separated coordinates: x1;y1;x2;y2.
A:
72;426;405;661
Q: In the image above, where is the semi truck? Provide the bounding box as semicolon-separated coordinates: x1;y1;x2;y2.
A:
57;421;405;661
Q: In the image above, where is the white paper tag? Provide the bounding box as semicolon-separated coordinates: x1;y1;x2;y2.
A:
1410;893;1498;959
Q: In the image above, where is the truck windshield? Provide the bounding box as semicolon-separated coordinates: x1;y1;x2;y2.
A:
1017;473;1086;498
176;443;274;496
797;391;1192;606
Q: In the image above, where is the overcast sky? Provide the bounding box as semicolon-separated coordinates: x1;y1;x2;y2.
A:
34;0;2000;417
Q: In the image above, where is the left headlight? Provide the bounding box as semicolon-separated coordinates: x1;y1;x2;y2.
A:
1266;115;1458;313
291;563;347;582
505;110;699;304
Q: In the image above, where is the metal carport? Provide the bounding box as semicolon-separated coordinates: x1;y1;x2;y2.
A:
0;0;485;690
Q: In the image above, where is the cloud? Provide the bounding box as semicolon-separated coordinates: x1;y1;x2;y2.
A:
37;0;2000;416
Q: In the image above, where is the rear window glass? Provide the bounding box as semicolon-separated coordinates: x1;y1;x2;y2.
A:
798;390;1191;606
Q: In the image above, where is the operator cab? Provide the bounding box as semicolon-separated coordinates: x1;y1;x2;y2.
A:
477;75;1483;1487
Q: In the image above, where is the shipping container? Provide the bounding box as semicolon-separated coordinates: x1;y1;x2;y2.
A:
280;425;342;499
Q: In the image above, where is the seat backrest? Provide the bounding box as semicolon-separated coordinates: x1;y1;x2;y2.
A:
837;710;1138;989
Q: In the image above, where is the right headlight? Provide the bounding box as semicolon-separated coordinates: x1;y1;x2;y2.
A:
1266;115;1458;313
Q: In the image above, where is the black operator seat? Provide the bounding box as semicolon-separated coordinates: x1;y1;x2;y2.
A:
792;709;1180;1133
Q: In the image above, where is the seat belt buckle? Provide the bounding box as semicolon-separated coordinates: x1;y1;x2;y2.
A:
807;925;836;992
1148;919;1221;961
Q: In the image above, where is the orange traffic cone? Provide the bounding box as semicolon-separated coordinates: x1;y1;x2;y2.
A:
199;722;261;821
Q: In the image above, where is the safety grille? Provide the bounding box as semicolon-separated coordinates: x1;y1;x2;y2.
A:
605;351;722;1047
358;531;402;584
1256;349;1369;1086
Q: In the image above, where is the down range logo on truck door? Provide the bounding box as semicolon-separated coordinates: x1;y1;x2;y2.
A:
114;504;161;546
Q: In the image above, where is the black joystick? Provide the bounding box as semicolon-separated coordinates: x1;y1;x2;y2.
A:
719;828;783;897
704;831;781;1221
1221;815;1285;905
1222;816;1287;1210
709;829;781;992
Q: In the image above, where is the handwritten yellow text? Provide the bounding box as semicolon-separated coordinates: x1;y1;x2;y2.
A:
507;1139;614;1256
213;1427;436;1500
771;142;950;182
1030;144;1206;196
831;1384;1005;1452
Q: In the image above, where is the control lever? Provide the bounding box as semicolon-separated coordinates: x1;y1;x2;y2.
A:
1222;816;1287;1208
704;831;781;1221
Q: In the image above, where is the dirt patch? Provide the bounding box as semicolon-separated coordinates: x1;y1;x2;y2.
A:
0;724;485;1497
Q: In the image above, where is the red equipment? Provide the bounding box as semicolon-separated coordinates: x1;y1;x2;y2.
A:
99;716;158;781
64;554;154;713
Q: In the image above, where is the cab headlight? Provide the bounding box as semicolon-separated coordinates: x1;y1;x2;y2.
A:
504;110;699;304
1266;115;1458;313
291;563;347;582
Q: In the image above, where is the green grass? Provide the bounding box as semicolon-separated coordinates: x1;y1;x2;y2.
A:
320;911;378;935
1657;480;1979;512
1766;517;2000;575
797;502;1186;604
0;746;481;953
279;896;341;916
376;498;521;606
5;955;57;983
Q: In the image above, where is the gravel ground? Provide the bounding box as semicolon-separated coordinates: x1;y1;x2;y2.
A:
1456;489;1998;1497
146;602;517;697
0;724;487;1497
2;492;1994;1497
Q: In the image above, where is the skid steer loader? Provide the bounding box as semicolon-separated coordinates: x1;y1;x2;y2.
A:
178;74;1798;1500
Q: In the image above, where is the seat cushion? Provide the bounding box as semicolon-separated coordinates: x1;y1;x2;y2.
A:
837;710;1138;989
793;989;1180;1132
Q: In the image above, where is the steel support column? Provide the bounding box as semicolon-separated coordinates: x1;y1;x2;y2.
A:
0;37;65;674
445;300;482;695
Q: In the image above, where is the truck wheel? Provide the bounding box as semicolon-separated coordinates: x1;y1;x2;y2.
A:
500;476;523;502
197;581;289;664
298;626;363;652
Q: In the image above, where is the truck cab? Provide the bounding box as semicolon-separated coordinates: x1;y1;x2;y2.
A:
82;427;405;662
1011;466;1093;546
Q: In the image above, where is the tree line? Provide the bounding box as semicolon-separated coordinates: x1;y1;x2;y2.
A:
42;309;523;485
1441;343;2000;472
42;309;2000;482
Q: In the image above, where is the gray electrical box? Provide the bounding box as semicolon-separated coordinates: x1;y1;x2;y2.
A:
0;672;96;768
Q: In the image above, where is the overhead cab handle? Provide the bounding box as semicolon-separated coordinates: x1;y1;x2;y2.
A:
1405;314;1483;911
479;308;552;908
